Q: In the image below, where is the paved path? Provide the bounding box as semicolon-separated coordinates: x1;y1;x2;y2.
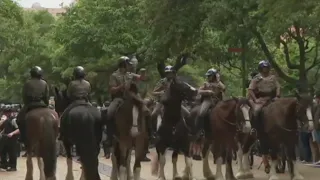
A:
0;149;319;180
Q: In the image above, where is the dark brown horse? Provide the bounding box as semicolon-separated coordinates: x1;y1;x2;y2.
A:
150;79;197;180
256;93;313;180
107;84;148;180
198;98;249;180
24;107;59;180
54;88;102;180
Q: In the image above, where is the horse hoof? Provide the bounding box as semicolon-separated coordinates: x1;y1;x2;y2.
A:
226;177;237;180
206;176;215;180
265;166;270;174
293;175;304;180
174;177;182;180
235;171;245;179
215;176;225;180
268;175;279;180
157;178;166;180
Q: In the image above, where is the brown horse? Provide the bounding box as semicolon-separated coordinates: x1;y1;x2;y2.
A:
108;85;148;180
24;107;59;180
207;98;249;180
256;93;313;180
189;97;253;180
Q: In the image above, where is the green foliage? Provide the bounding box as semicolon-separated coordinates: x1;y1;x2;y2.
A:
1;0;320;102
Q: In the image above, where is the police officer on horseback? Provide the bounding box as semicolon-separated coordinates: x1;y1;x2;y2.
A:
248;60;280;167
59;66;91;139
151;65;190;122
196;68;225;129
248;61;280;126
16;66;49;144
106;56;149;147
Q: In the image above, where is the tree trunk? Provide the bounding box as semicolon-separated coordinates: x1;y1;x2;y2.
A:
240;38;247;97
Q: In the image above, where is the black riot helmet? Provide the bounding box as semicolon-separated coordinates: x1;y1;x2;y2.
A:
30;66;43;79
73;66;85;79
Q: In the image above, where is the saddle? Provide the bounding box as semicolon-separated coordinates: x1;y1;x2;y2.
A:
61;101;91;121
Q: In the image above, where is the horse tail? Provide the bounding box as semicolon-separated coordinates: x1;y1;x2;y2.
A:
40;116;57;178
76;112;100;180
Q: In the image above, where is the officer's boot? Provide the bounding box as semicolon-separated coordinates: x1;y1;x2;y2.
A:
17;113;26;144
251;108;261;134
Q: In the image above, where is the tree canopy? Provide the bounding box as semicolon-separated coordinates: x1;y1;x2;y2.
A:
1;0;320;103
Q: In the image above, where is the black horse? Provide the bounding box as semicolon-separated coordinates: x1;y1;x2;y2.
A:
151;78;197;180
54;87;103;180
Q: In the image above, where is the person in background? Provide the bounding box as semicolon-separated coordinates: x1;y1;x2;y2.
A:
137;68;151;161
102;101;111;159
0;106;19;171
310;93;320;165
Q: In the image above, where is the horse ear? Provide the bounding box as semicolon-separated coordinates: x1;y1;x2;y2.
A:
54;87;59;97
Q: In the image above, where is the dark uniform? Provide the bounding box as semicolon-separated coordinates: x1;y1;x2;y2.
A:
59;66;91;139
16;66;49;144
0;106;19;171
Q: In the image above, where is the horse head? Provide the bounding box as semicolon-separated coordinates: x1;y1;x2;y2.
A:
294;91;314;131
236;98;253;133
53;87;70;116
212;97;242;126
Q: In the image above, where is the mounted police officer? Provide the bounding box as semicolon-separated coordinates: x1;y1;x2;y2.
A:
16;66;49;144
248;60;280;128
151;65;190;124
59;66;91;140
106;56;149;147
196;68;225;129
248;60;280;166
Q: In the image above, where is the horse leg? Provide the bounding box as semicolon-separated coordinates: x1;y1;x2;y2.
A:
286;144;303;180
79;162;85;180
25;149;34;180
225;148;236;180
127;149;133;180
64;141;74;180
119;142;130;180
133;135;146;180
151;141;166;180
235;142;245;179
37;156;45;180
182;153;194;180
181;139;195;180
202;143;214;180
236;137;254;179
268;147;279;180
111;142;119;180
213;144;224;180
171;150;181;180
